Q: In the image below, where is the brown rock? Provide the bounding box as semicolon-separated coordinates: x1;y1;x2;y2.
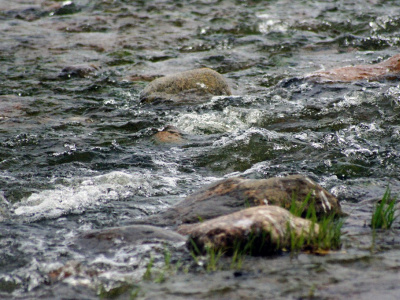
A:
307;54;400;82
152;125;184;144
139;68;232;103
178;206;319;255
140;175;343;227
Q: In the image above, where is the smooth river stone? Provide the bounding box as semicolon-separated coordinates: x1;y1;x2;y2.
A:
140;175;343;227
307;53;400;82
139;68;232;103
178;205;319;255
73;225;186;254
151;125;185;144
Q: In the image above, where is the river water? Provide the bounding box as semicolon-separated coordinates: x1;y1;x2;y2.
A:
1;0;400;299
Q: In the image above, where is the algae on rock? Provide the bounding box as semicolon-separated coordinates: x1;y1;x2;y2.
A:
139;68;232;103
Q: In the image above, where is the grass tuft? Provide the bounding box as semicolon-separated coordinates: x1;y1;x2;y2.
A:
142;255;154;281
371;186;397;230
287;195;343;255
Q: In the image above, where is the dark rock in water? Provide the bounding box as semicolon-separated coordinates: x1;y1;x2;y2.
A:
59;64;99;78
152;125;185;144
307;54;400;82
53;2;81;15
178;205;319;255
73;225;185;254
141;175;343;227
139;68;232;103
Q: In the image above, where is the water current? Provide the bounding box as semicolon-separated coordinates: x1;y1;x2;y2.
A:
1;0;400;299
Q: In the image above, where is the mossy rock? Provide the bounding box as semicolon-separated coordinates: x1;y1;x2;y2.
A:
139;175;344;227
179;205;319;256
139;68;232;103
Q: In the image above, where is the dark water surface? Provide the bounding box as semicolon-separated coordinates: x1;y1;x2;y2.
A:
1;0;400;299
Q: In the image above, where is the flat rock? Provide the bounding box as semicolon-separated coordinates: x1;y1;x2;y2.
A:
141;175;343;227
139;68;232;103
307;54;400;82
73;225;186;254
178;205;319;255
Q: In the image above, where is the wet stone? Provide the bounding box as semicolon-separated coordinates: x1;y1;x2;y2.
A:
307;53;400;82
139;68;232;104
178;206;319;256
152;125;185;144
53;2;81;16
73;225;186;254
59;64;99;78
142;175;343;227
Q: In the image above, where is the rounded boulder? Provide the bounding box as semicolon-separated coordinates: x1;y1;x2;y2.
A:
139;68;232;103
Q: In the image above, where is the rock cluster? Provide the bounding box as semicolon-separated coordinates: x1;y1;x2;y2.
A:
69;67;347;258
142;175;342;227
71;174;342;257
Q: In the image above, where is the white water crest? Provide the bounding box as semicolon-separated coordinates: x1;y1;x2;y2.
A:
13;170;180;222
173;107;265;134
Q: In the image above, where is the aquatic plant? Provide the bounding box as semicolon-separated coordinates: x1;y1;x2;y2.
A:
287;195;343;254
371;186;397;230
142;255;154;281
205;246;224;272
289;191;312;217
230;231;268;269
189;238;225;272
98;283;140;299
163;245;172;269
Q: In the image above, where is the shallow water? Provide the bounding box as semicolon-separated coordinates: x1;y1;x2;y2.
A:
1;0;400;299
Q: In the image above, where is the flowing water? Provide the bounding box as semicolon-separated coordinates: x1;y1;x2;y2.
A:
1;0;400;299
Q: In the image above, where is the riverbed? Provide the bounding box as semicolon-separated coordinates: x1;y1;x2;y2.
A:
1;0;400;299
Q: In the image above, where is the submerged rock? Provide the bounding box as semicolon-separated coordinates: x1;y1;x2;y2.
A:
139;68;232;103
141;175;343;227
48;261;99;283
152;125;185;144
307;54;400;82
178;206;319;255
59;64;99;78
73;225;185;254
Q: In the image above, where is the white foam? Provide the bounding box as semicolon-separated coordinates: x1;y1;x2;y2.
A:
173;108;248;134
13;171;178;221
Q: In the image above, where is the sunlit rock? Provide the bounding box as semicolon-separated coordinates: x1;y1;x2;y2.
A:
139;68;232;103
307;54;400;82
59;64;99;78
178;205;319;255
73;225;186;254
152;125;185;144
140;175;343;227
